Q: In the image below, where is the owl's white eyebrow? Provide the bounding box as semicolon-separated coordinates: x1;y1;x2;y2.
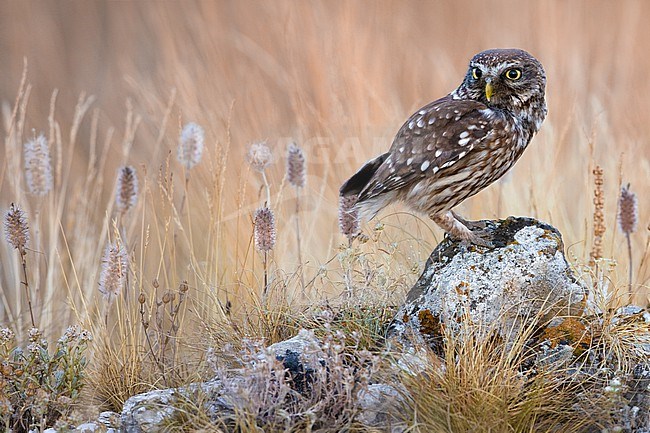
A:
469;61;521;70
499;62;521;69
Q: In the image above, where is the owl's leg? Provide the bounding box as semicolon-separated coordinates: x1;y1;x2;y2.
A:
430;211;493;248
450;210;488;231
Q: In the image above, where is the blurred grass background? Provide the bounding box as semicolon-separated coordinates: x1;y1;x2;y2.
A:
0;0;648;336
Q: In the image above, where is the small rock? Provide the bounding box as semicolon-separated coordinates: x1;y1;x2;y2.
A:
97;411;120;429
265;328;321;392
75;422;101;433
121;388;178;433
357;383;405;431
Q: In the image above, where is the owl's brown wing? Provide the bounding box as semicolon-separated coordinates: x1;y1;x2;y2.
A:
357;95;498;202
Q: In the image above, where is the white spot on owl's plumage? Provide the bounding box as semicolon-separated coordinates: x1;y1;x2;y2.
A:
409;121;415;129
407;157;413;165
432;166;440;174
420;161;430;171
417;119;425;128
428;118;435;125
459;131;469;139
458;137;471;146
399;146;405;153
441;160;456;168
434;150;442;157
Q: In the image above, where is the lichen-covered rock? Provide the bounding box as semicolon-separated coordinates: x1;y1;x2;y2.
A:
389;217;586;347
97;411;120;430
120;388;178;432
357;383;405;432
625;363;650;431
265;328;321;393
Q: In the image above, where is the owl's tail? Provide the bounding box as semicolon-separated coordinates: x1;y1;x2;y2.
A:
339;152;392;221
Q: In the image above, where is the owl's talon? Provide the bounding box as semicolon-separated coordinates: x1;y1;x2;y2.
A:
463;229;494;248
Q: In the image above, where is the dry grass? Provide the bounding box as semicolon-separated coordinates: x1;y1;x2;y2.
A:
0;0;648;430
397;276;650;433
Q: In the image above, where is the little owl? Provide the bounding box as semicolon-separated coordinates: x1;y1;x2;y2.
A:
340;48;547;247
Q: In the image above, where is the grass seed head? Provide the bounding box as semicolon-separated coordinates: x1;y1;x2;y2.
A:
115;165;138;213
590;165;606;265
287;141;306;188
98;242;128;298
254;206;276;252
4;203;29;252
618;183;638;235
178;122;205;170
338;195;360;239
247;141;273;172
23;133;53;196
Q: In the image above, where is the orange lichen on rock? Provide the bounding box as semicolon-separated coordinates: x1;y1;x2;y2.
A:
541;317;591;355
418;309;443;337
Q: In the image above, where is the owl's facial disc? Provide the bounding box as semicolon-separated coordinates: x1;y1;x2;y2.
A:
458;49;546;110
467;62;527;107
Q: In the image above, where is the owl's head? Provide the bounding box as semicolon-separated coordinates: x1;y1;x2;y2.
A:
455;49;546;113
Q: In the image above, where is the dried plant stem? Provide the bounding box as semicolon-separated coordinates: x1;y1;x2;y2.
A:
344;271;353;298
295;194;305;296
261;171;271;207
617;183;638;299
625;233;633;298
344;239;354;298
263;251;269;298
19;247;35;328
179;174;190;217
138;296;167;383
161;283;187;377
103;293;114;327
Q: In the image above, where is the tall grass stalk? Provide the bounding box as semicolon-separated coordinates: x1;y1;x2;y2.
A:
287;142;306;295
618;183;638;298
3;203;35;328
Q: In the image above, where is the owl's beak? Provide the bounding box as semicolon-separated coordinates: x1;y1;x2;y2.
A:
485;82;494;102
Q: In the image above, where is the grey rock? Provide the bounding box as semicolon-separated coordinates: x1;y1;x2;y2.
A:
265;328;320;361
624;363;650;431
265;328;322;393
120;388;178;433
118;330;326;432
75;423;102;432
389;217;585;349
97;411;120;429
357;383;406;431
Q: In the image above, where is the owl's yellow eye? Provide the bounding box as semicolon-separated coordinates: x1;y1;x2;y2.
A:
505;68;522;80
471;67;482;80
